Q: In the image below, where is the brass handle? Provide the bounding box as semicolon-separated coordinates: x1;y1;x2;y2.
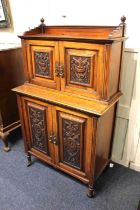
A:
49;132;53;143
55;63;59;76
53;135;58;145
49;132;58;144
59;65;64;78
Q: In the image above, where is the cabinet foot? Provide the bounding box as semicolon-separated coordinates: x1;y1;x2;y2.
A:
0;131;10;152
87;185;96;198
27;153;32;167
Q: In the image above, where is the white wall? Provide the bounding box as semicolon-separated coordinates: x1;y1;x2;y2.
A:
0;0;140;49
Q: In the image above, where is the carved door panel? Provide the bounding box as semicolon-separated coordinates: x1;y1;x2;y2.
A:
53;106;94;180
22;97;54;164
59;41;104;100
26;40;60;90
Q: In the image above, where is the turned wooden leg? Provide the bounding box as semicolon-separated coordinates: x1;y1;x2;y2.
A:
87;185;96;198
27;153;32;167
0;131;10;152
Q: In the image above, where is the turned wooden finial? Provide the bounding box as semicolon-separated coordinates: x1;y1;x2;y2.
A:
121;16;126;24
40;18;45;33
40;17;45;24
120;16;126;36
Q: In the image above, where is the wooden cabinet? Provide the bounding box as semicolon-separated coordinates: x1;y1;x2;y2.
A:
0;46;24;151
13;16;127;197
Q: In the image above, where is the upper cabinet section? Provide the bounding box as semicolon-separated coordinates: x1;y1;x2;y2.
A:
19;17;127;102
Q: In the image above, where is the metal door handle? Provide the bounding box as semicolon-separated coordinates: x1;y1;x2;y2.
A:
49;132;53;143
59;65;64;77
53;135;58;145
55;63;59;76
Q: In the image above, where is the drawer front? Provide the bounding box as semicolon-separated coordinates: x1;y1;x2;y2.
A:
60;41;104;100
26;40;60;90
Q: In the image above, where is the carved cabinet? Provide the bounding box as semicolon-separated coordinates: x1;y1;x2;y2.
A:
13;17;127;197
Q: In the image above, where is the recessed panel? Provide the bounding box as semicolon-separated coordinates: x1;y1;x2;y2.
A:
32;47;54;80
66;49;97;88
70;55;91;85
34;51;51;77
58;112;85;170
62;118;81;169
28;103;49;155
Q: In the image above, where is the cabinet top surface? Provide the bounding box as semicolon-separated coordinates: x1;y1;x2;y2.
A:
12;83;120;116
19;17;127;44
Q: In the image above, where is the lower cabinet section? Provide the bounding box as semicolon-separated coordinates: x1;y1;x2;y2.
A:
17;95;115;197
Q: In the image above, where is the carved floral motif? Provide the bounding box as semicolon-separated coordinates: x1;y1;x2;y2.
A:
29;106;48;154
62;118;81;169
70;55;91;84
34;51;50;77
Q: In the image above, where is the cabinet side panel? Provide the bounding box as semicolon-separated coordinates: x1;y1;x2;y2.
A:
95;105;116;179
108;42;122;99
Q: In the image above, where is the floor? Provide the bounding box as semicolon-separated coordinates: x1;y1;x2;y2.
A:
0;129;140;210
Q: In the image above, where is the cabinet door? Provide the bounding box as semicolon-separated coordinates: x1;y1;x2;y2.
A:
53;106;94;182
21;97;54;164
59;41;104;100
26;40;60;90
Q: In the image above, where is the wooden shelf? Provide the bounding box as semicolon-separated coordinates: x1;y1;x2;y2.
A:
13;83;120;116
